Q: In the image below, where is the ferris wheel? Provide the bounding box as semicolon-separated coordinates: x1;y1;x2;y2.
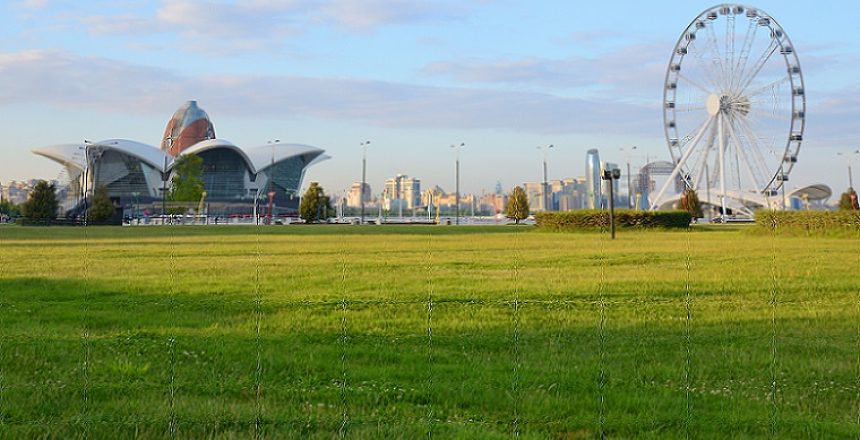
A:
652;4;806;217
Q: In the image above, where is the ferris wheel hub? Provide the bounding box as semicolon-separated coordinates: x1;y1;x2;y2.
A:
706;94;721;116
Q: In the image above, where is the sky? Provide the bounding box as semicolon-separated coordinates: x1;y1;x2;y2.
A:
1;0;858;197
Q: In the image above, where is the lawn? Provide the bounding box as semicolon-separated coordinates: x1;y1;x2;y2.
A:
0;224;857;438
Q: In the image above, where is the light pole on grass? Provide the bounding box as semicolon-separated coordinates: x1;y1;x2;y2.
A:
837;150;860;191
360;141;370;224
621;146;637;209
602;167;621;240
451;143;465;225
537;144;554;212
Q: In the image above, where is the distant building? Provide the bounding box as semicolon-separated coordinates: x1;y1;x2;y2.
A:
586;149;601;209
478;192;507;214
1;179;44;205
422;185;446;207
522;182;545;211
346;182;371;208
383;173;421;210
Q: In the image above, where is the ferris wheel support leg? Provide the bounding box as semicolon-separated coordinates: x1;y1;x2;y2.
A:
718;114;728;219
725;117;764;194
691;128;717;192
651;115;715;211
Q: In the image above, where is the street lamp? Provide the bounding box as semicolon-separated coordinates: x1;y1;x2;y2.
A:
836;150;860;190
602;168;621;239
621;146;637;209
360;141;370;224
537;144;554;212
162;137;173;224
451;143;465;225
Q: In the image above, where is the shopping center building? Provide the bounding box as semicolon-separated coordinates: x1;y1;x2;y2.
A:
33;101;328;217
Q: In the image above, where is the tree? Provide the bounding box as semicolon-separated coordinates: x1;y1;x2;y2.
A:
677;188;703;219
838;188;859;211
169;154;205;202
21;180;58;220
505;186;530;224
300;182;332;223
88;185;115;223
0;200;20;218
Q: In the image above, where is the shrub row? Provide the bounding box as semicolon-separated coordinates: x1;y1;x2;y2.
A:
15;217;121;226
755;210;860;235
535;210;692;231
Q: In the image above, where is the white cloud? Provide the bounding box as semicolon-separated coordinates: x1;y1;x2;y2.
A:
320;0;466;30
18;0;49;9
0;49;655;136
422;43;669;100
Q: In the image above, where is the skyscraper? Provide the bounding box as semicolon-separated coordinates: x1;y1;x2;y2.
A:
586;149;601;209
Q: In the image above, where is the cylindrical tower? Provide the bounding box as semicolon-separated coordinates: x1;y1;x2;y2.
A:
586;149;601;209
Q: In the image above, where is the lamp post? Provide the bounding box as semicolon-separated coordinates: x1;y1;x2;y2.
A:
451;143;465;225
602;168;621;239
360;141;370;224
537;144;554;212
837;150;860;191
621;146;637;209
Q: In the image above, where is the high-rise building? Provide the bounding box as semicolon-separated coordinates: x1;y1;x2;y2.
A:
383;174;421;210
522;182;545;211
586;149;601;209
346;182;371;208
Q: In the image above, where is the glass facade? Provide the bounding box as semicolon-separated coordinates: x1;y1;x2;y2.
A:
260;155;307;207
93;150;161;199
198;148;251;200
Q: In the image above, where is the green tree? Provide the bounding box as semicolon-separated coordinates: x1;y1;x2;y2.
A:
300;182;332;223
677;188;703;219
505;186;530;224
169;154;205;202
88;185;115;223
21;180;58;220
0;200;20;217
838;188;859;211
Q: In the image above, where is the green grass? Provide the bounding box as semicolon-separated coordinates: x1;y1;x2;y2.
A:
0;224;858;438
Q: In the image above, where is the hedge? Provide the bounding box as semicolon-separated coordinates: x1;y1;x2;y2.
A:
535;210;692;231
755;210;860;235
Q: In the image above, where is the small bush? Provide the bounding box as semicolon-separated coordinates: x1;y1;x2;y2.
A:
755;210;860;235
535;210;692;231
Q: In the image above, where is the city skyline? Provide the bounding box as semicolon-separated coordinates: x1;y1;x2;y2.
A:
1;1;859;196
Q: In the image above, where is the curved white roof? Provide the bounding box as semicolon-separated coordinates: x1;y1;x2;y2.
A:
33;139;169;172
34;139;328;176
33;143;88;171
245;143;326;172
788;184;832;201
96;139;170;170
178;139;257;172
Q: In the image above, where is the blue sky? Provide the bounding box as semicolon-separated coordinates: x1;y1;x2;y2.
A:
1;0;858;197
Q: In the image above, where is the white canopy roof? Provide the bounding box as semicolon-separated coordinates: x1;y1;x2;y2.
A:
33;139;170;172
34;138;327;175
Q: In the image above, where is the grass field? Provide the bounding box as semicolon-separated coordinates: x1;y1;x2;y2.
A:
0;224;858;438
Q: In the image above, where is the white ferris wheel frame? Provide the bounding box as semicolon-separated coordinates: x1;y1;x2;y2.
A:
652;3;806;216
